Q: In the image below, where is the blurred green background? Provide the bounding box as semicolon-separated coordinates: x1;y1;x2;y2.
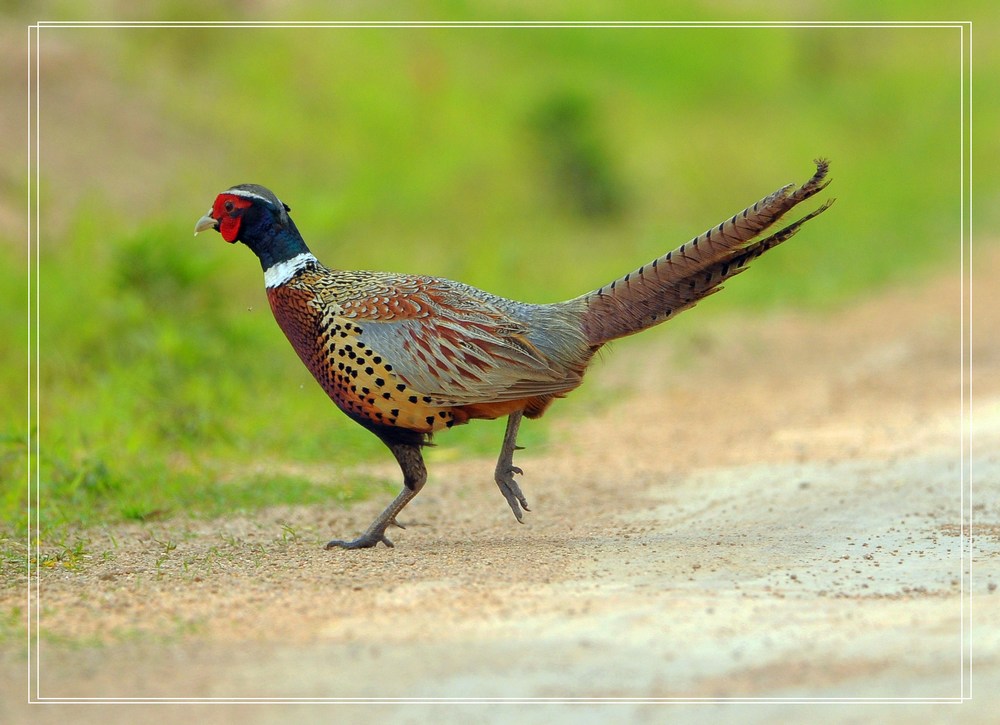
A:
3;3;997;542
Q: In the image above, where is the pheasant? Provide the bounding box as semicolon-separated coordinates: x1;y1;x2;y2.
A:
195;160;833;549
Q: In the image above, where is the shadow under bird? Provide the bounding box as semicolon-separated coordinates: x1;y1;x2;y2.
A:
195;160;833;549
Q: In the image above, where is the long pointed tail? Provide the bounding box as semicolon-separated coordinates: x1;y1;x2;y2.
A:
576;159;834;346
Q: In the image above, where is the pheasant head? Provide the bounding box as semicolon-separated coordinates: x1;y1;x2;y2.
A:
195;184;312;273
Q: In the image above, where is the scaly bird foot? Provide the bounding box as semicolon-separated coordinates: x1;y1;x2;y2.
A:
494;463;530;522
325;530;394;549
326;465;423;550
493;411;530;522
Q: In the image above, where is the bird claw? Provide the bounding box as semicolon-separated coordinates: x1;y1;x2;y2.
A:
494;464;530;522
325;531;394;549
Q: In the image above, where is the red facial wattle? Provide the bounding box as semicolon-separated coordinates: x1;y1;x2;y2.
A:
212;194;254;243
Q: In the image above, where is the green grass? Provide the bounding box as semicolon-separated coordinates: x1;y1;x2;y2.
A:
5;5;996;543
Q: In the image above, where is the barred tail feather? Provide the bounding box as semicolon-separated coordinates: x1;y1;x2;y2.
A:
577;159;833;345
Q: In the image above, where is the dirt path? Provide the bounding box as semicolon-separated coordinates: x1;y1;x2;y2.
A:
5;251;999;723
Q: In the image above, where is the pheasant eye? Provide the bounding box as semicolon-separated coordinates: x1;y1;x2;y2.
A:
224;200;235;213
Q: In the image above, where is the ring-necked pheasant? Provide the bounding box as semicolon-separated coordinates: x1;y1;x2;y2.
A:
195;160;833;549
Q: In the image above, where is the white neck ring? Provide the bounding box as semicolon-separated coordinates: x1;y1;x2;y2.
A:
264;252;317;288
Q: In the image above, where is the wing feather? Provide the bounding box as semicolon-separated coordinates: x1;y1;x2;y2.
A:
315;272;586;406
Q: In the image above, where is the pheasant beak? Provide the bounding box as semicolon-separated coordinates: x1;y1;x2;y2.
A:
193;209;219;236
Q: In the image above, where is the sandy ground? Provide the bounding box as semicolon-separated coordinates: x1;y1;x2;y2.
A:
4;250;999;723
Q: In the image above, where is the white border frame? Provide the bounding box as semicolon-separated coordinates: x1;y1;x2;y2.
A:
25;19;974;706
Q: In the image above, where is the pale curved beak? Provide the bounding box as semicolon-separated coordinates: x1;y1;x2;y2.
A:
193;209;218;236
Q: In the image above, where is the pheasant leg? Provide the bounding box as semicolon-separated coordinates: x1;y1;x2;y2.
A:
326;441;426;549
494;411;530;522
